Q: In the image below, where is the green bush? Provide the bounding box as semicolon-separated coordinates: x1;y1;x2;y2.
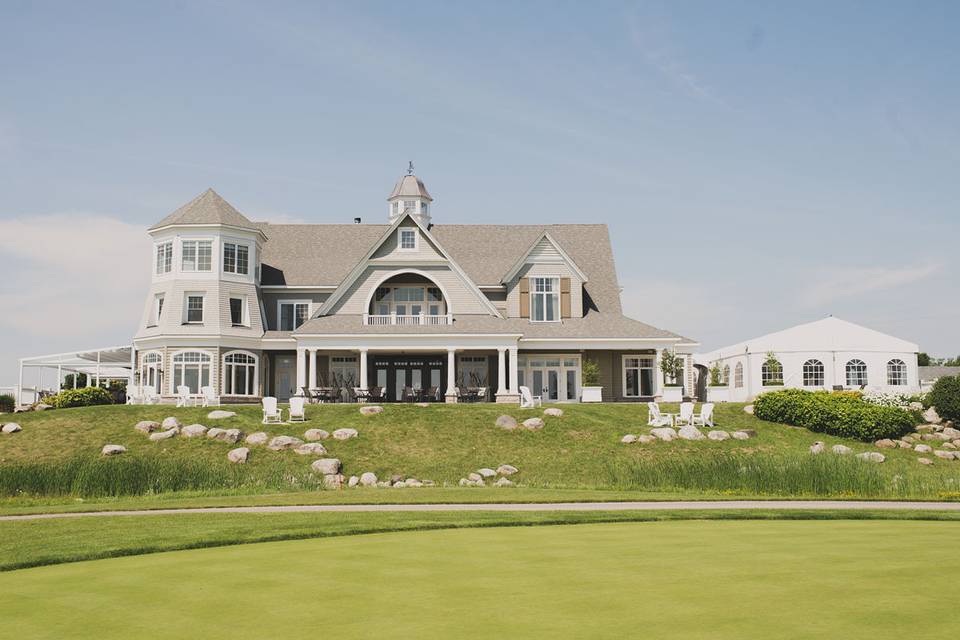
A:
582;359;601;386
44;387;114;409
929;375;960;423
0;394;14;412
754;389;915;442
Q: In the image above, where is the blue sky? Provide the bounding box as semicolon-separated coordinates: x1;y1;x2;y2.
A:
1;0;958;386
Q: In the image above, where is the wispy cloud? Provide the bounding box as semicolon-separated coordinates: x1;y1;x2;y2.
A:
798;262;942;307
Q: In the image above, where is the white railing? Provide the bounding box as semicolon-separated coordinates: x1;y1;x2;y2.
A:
363;313;452;326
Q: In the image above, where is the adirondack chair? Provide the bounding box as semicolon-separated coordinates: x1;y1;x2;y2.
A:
201;385;220;407
176;385;194;408
647;402;673;427
262;397;283;424
125;385;142;405
288;396;306;422
674;402;695;427
691;403;715;428
519;385;542;408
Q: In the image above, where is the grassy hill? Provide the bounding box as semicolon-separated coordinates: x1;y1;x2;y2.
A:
2;402;959;503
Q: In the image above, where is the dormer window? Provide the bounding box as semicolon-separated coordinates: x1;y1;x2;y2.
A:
531;277;560;322
399;229;417;251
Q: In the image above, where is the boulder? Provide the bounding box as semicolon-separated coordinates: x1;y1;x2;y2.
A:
207;410;236;420
245;432;269;445
390;474;403;484
217;429;244;444
101;444;126;456
268;435;303;451
941;427;960;440
874;439;896;449
134;420;161;434
458;478;470;486
295;443;328;456
495;477;514;487
923;407;941;424
495;415;519;430
359;472;378;486
311;458;342;475
206;427;226;440
415;402;431;407
743;404;755;415
896;440;913;449
917;457;934;466
377;481;391;488
810;442;826;454
522;417;545;430
637;435;657;444
915;425;934;433
942;442;957;450
323;474;344;489
496;464;519;476
901;434;917;443
543;408;564;417
348;475;360;488
467;472;483;482
731;431;752;440
678;426;705;441
2;423;22;434
359;406;383;416
933;450;956;460
477;468;497;479
620;434;638;444
856;452;885;463
736;429;757;438
35;403;52;411
707;430;730;441
304;428;329;441
392;480;407;488
914;444;933;453
934;432;953;442
333;428;359;441
161;417;182;430
650;427;677;442
921;434;938;441
149;428;178;441
831;444;852;455
227;447;249;464
954;439;960;447
406;479;424;488
181;424;208;438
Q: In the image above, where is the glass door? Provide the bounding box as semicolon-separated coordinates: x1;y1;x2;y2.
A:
530;366;561;401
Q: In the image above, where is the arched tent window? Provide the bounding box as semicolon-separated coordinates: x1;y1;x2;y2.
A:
802;359;824;387
223;351;258;396
722;365;730;385
761;359;783;386
845;359;868;387
140;351;162;394
734;362;744;388
171;351;212;394
887;359;907;386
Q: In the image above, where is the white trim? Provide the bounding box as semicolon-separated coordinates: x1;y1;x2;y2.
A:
229;295;251;327
277;299;313;332
149;222;268;242
221;350;259;397
529;275;562;324
621;353;656;398
361;269;454;318
398;228;418;252
180;238;214;273
183;291;206;324
519;338;698;350
515;353;582;403
260;285;336;290
501;231;589;284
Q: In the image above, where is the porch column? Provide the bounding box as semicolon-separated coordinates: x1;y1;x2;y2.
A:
445;348;458;403
296;348;306;393
496;348;507;394
654;349;663;399
508;346;519;394
308;349;317;390
359;349;369;390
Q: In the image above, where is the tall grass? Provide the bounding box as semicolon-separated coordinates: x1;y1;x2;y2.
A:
0;457;324;498
604;454;959;499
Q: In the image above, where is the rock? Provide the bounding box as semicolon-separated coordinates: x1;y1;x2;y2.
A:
467;472;482;482
543;408;564;417
678;426;705;441
810;442;826;454
923;407;941;424
901;434;917;443
731;431;751;440
915;425;934;433
376;481;390;488
917;457;934;466
941;427;960;440
415;403;431;407
348;475;359;488
921;434;938;441
942;442;957;450
359;406;383;416
422;480;436;487
161;417;182;430
390;474;403;484
707;430;730;441
216;429;243;444
914;444;933;453
295;443;328;456
637;435;657;444
650;427;677;442
736;429;757;438
477;468;497;478
245;432;269;445
35;403;52;411
304;428;329;441
206;427;226;439
181;424;208;438
311;458;342;475
856;452;885;463
831;444;852;455
495;415;519;430
743;404;755;415
323;474;344;489
954;439;960;447
406;479;424;488
934;450;956;460
896;440;913;449
620;434;638;444
934;432;953;442
101;444;126;455
207;410;236;420
495;477;514;487
227;447;249;464
496;464;518;476
459;478;470;486
1;423;22;434
268;435;303;451
392;480;407;488
522;417;544;430
360;472;378;486
874;439;896;449
333;428;359;441
149;428;178;441
134;420;160;434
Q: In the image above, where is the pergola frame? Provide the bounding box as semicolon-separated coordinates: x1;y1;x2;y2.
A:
16;345;134;405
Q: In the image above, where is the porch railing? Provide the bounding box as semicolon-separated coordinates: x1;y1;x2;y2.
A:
363;313;452;326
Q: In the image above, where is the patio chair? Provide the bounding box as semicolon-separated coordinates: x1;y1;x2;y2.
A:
201;385;220;407
262;397;283;424
368;386;384;402
288;396;306;422
301;387;317;404
674;402;695;427
476;386;488;402
176;385;193;408
519;385;542;408
691;403;715;428
402;386;416;402
126;385;142;405
143;387;159;405
647;402;673;427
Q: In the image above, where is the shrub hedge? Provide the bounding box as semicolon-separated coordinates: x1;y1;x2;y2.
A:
929;375;960;423
754;389;915;441
0;394;14;412
43;387;114;409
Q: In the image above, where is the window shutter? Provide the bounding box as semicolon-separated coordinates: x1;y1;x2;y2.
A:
519;277;530;318
560;277;571;318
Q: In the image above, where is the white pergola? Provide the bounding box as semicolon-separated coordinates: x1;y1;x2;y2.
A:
16;345;134;405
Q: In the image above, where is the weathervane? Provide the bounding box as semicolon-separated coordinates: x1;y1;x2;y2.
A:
407;160;414;175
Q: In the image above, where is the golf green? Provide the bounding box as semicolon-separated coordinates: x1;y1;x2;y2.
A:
2;520;955;639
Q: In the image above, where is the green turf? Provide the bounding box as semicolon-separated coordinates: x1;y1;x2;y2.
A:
2;520;957;638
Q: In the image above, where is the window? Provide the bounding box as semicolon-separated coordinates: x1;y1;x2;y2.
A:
279;301;310;331
846;359;868;386
223;351;257;396
734;362;744;388
171;351;212;394
802;359;824;387
155;242;173;274
229;297;246;326
403;200;417;212
181;240;212;272
762;359;783;385
887;359;907;386
399;229;417;250
223;242;249;275
150;294;164;326
185;294;204;323
458;355;489;389
531;277;560;322
722;365;730;385
330;356;359;388
623;356;655;398
140;352;162;393
371;285;445;317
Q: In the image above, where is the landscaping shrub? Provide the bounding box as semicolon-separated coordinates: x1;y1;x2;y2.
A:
0;394;14;413
43;387;114;409
754;389;915;441
929;375;960;422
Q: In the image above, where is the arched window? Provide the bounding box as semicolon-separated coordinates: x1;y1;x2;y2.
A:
762;359;783;386
722;365;730;385
171;351;212;394
887;359;907;386
140;351;162;393
845;359;868;387
802;359;824;387
734;362;744;388
223;351;258;396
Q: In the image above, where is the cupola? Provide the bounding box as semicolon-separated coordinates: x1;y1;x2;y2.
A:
387;163;433;226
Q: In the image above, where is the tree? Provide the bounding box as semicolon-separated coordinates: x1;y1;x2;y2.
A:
581;359;601;386
659;349;684;386
918;352;931;366
709;362;723;386
61;373;88;390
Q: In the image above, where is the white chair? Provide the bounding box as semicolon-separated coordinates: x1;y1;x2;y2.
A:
288;396;306;422
176;385;193;408
262;397;283;424
201;386;220;407
476;386;488;402
691;403;715;428
143;387;159;405
126;385;142;405
519;385;542;408
647;402;674;427
674;402;695;427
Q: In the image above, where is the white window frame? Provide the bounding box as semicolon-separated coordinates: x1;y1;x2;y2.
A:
622;354;655;398
183;292;205;324
887;359;908;386
277;300;312;331
222;241;250;275
150;293;165;327
140;351;163;394
846;359;868;387
229;296;249;327
169;350;213;395
762;359;784;386
155;241;173;275
734;362;744;388
530;276;561;323
398;228;418;251
181;239;213;273
222;350;258;397
802;359;825;387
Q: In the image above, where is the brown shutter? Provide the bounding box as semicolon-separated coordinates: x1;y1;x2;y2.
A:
519;277;530;318
560;277;571;318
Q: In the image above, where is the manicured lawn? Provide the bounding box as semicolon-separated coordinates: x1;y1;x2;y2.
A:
2;519;957;638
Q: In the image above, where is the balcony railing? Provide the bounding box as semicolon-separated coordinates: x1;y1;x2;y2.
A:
363;313;452;326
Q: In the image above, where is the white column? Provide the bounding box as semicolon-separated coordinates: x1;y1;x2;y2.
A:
508;346;519;394
497;348;507;394
359;349;369;390
308;349;317;390
654;349;663;398
446;348;457;401
95;351;101;387
295;348;306;393
57;365;62;393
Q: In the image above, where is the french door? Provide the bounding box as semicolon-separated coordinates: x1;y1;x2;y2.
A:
530;367;561;402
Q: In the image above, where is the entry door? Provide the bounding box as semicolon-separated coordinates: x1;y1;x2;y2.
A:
274;356;296;401
531;368;560;402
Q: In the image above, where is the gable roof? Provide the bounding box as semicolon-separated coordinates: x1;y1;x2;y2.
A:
501;231;588;283
150;189;261;233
